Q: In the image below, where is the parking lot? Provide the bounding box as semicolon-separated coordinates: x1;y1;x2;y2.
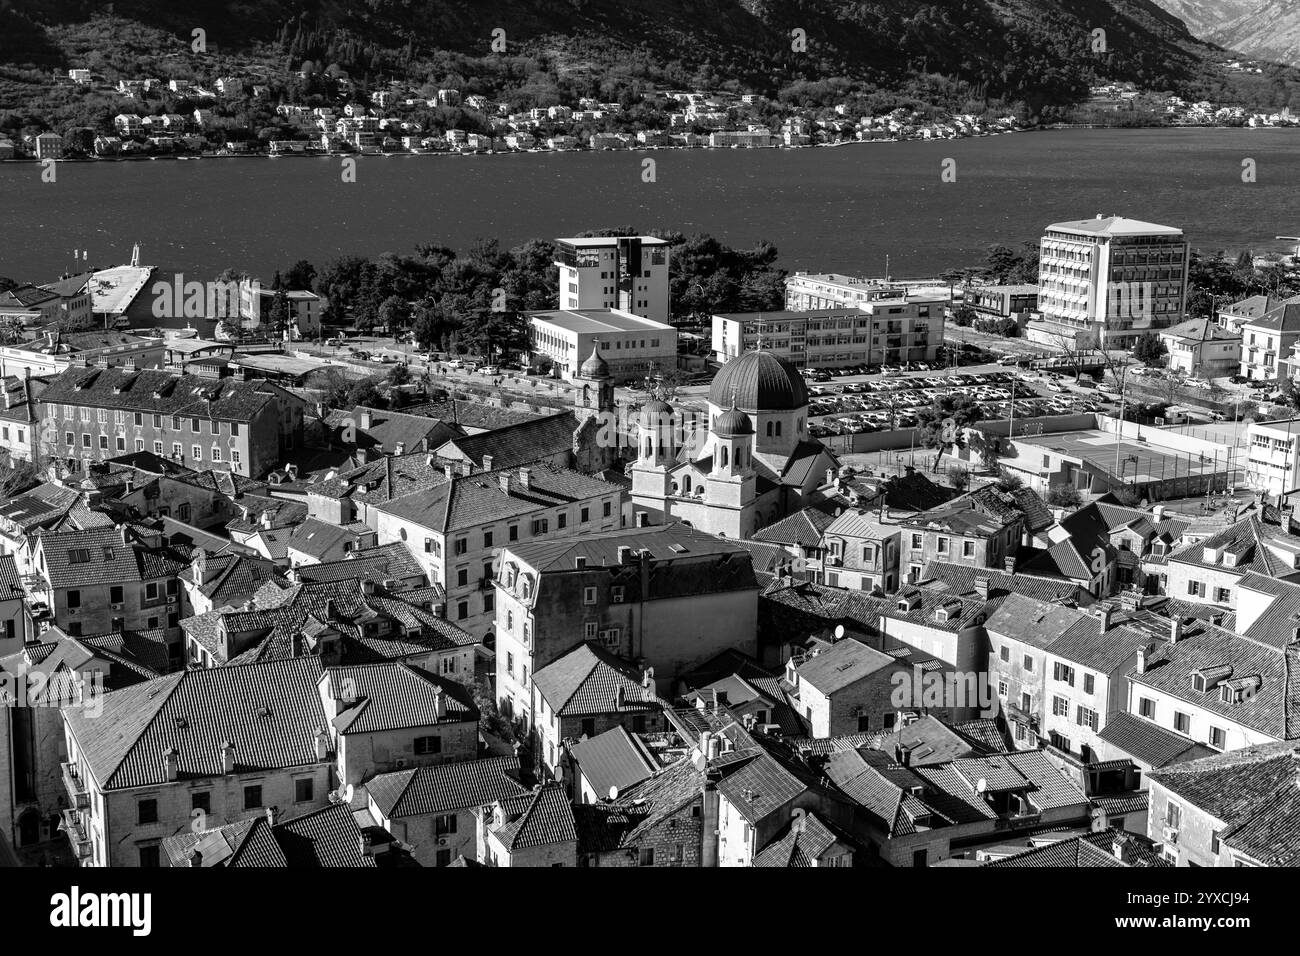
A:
803;364;1118;438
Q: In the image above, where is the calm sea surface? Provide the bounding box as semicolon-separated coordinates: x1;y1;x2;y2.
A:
2;128;1299;286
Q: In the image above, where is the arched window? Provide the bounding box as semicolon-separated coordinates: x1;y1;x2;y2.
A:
721;446;729;467
683;476;692;493
644;439;652;458
671;481;679;494
766;421;774;437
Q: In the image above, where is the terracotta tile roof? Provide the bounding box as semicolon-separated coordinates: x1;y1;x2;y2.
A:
986;594;1090;650
573;757;704;854
1096;712;1215;768
376;461;622;533
367;756;527;820
752;507;835;548
532;643;656;717
265;803;379;867
984;830;1169;867
753;811;850;866
434;411;578;470
327;661;477;735
794;638;894;694
294;542;426;585
38;526;143;588
39;366;278;421
64;656;328;791
490;783;577;850
1147;741;1300;847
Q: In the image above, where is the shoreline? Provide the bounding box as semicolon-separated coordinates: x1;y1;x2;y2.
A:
3;122;1281;164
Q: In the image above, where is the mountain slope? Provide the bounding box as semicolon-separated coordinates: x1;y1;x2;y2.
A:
2;0;1298;111
1152;0;1300;66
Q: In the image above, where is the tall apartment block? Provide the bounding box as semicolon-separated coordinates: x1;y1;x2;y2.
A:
1034;216;1188;349
555;236;671;323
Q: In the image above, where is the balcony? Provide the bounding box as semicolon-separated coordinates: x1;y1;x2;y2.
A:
61;761;89;810
477;577;495;591
60;808;92;860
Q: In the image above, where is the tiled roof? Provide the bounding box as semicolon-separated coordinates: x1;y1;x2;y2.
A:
1020;537;1098;582
877;715;985;766
402;399;543;432
1128;621;1300;739
490;783;577;850
266;803;379;867
532;643;656;717
78;628;172;680
753;811;848;867
1096;712;1215;768
286;517;368;559
294;542;426;585
507;521;750;571
434;411;578;470
986;594;1090;650
713;749;811;825
983;830;1170;867
1147;740;1300;847
64;656;328;791
0;553;21;598
1047;619;1152;673
367;756;527;819
375;461;621;533
327;662;477;734
38;527;143;588
349;404;455;455
794;638;894;694
1166;515;1295;578
568;725;657;798
39;366;277;421
573;758;704;853
753;507;835;548
919;561;1089;611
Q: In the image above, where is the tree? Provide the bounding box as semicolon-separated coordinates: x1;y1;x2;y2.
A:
995;468;1023;491
267;289;290;336
1133;332;1168;368
947;464;971;491
1046;483;1083;508
377;295;411;333
1111;486;1142;507
951;304;977;327
916;394;981;471
387;363;412;387
284;259;317;290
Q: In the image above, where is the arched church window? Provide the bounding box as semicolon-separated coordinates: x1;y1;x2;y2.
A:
721;446;728;467
766;421;774;437
683;476;692;493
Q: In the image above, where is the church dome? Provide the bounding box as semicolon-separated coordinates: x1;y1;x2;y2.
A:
713;403;754;438
579;342;610;379
708;350;808;412
639;398;673;428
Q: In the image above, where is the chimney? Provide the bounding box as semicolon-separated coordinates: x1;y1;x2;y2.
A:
482;454;494;471
432;687;446;719
635;511;648;528
361;579;375;596
1003;555;1015;574
162;746;179;781
426;453;436;469
260;510;273;529
1153;504;1165;521
124;476;134;494
518;466;531;489
1112;835;1131;863
1135;644;1151;674
825;467;835;487
1170;617;1183;643
973;576;990;600
617;546;632;564
575;555;587;569
356;448;368;465
445;463;455;480
1052;507;1064;524
220;741;235;773
265;805;278;826
359;409;372;430
616;686;626;709
457;460;472;477
1095;602;1113;632
394;440;405;456
497;472;511;494
359;831;374;857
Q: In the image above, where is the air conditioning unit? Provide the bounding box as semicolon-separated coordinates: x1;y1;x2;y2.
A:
1164;827;1180;845
437;837;449;847
827;555;842;567
167;595;177;604
110;603;123;611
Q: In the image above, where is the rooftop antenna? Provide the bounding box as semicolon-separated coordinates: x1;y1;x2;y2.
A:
130;243;140;268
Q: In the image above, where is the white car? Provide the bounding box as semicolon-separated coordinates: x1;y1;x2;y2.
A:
480;365;500;375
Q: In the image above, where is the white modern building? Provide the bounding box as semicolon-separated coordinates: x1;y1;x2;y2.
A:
1245;417;1300;496
1033;215;1189;350
555;235;671;323
784;273;911;311
712;301;943;369
528;308;677;383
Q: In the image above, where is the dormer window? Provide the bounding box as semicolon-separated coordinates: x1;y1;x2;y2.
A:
1192;673;1206;693
1153;542;1166;556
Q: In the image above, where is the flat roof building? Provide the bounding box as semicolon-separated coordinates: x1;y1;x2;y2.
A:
1035;215;1188;350
529;308;677;383
555;235;670;324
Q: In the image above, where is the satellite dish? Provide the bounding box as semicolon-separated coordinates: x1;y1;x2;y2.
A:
342;783;355;803
608;785;619;801
834;625;845;640
976;778;987;794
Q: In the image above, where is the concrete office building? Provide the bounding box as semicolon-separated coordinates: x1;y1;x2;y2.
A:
555;235;671;323
528;308;677;383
